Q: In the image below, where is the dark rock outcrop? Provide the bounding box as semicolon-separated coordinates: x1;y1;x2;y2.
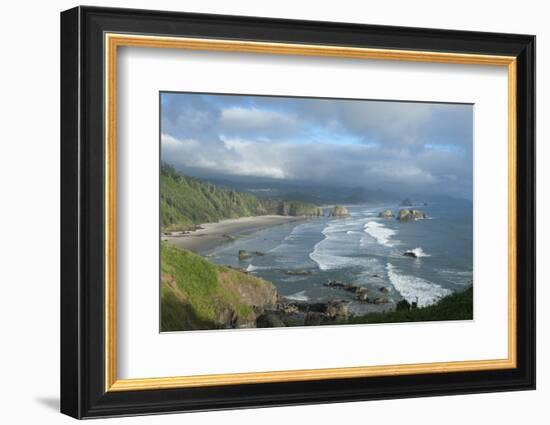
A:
325;280;370;302
329;205;350;218
325;280;358;292
326;300;350;321
285;269;312;276
238;250;252;260
305;311;324;326
256;312;286;328
397;209;428;222
355;287;369;302
378;209;394;218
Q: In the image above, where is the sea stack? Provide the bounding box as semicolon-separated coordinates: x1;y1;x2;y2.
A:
238;250;252;260
397;209;427;222
378;209;394;218
329;205;350;218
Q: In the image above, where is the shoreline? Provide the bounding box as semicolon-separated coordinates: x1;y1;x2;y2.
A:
163;215;305;255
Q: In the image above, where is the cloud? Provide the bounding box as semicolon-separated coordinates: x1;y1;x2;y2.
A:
220;107;299;135
160;93;473;199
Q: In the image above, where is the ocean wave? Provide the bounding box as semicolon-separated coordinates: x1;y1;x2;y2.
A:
309;221;378;271
286;290;309;301
404;247;431;258
436;268;473;285
363;221;397;247
386;263;451;307
309;250;377;271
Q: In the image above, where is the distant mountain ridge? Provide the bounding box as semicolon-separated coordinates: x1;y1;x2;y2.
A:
161;163;322;231
202;175;396;204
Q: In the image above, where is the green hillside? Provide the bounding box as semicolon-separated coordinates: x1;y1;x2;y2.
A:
161;244;277;331
160;163;322;231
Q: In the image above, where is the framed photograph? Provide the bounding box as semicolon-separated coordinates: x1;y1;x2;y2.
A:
60;6;535;419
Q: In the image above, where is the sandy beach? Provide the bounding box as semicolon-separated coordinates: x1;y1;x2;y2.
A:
163;215;303;254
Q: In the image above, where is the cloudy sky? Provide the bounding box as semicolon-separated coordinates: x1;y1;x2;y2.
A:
160;92;473;199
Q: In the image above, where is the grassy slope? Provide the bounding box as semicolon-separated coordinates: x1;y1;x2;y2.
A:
160;163;321;231
343;286;473;325
160;244;276;331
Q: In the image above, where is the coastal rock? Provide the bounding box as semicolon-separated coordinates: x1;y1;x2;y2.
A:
232;313;258;329
329;205;350;218
356;287;369;302
256;312;286;328
372;297;391;304
295;302;327;313
226;265;250;274
412;210;427;220
215;308;236;329
325;280;357;292
254;251;265;256
403;251;418;258
326;300;350;321
397;209;427;222
305;311;324;326
379;286;390;294
378;209;394;218
238;250;251;260
285;269;312;276
277;301;299;315
400;198;413;207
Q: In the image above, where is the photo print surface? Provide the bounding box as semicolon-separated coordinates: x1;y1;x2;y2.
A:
159;92;473;332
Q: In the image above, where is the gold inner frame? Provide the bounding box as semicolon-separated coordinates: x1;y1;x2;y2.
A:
104;33;517;392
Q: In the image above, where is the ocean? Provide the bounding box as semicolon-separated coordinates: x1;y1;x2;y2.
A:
208;201;473;315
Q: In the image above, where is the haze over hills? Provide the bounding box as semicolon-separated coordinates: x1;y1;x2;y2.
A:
171;164;472;206
169;164;403;205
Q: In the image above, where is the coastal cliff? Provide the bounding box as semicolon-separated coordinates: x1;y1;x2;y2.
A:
161;244;277;331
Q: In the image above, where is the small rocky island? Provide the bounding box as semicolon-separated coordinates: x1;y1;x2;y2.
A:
329;205;350;218
397;208;428;221
378;209;394;218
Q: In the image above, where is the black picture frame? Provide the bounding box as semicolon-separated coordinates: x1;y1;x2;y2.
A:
60;5;535;419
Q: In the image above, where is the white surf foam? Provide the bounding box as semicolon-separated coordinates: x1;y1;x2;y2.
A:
386;263;451;307
246;264;270;272
363;221;397;247
404;247;431;258
286;290;309;301
309;220;378;271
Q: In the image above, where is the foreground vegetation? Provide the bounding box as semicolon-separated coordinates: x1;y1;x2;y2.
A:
161;243;474;331
161;163;322;231
160;244;277;331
